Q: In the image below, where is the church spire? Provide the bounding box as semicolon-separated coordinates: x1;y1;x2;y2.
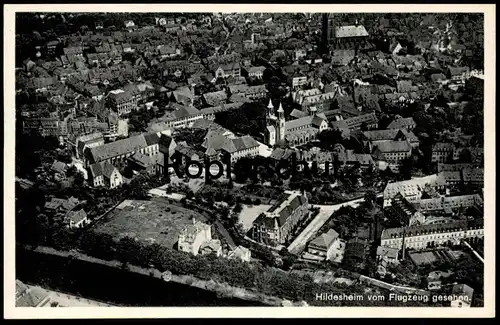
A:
277;102;284;113
267;98;274;109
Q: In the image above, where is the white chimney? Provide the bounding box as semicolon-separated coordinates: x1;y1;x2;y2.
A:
192;217;196;225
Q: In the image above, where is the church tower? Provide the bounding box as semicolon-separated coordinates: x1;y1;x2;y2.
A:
276;102;285;144
264;98;277;146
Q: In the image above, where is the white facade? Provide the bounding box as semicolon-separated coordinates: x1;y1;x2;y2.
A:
178;220;212;256
381;227;484;250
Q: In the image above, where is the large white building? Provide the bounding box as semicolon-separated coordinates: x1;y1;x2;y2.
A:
383;174;447;207
380;221;484;250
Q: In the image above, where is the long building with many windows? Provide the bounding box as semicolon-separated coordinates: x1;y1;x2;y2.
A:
380;221;484;250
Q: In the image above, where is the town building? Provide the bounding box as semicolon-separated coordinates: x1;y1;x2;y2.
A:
107;89;137;116
383;174;447;207
84;132;160;167
387;117;417;131
65;209;89;229
199;239;223;257
250;191;310;246
418;194;483;215
88;161;124;189
372;140;412;171
227;246;252;262
380;221;484;250
202;130;260;163
451;284;474;308
177;218;213;256
389;193;426;226
75;133;105;160
307;229;340;260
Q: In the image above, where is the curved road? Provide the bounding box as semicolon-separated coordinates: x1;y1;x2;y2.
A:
287;193;383;254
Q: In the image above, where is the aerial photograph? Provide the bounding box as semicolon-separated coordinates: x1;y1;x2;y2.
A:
13;11;485;308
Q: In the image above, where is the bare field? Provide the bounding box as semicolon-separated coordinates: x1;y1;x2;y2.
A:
94;200;207;249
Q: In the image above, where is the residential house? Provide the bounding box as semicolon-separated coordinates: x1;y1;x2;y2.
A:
387;117;416;131
372;140;412;171
199;239;223;257
177;218;212;256
124;20;135;29
202;90;228;107
214;62;241;79
376;246;399;276
44;196;81;222
88;161;124;189
127;152;164;176
290;74;308;88
432;143;455;163
107;89;137;116
447;66;470;83
376;246;399;264
307;229;340;260
149;104;204;130
335;148;375;171
451;284;474;308
51;160;68;177
250;191;310;246
227;246;252;262
343;112;378;130
246;66;266;79
65;209;89;229
390;193;426;226
228;84;268;100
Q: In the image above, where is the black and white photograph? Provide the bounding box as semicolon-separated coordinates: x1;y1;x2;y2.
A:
4;4;495;318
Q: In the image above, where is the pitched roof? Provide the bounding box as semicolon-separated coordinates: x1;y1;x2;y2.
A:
335;25;369;38
452;284;474;301
260;192;308;227
309;229;339;250
89;161;118;179
290;109;307;119
381;220;469;240
374;140;412;153
51;160;67;173
87;133;157;163
67;209;87;224
388;117;415;129
376;246;399;259
363;129;401;141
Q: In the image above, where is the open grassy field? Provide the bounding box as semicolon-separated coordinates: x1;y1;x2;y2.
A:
94;200;208;249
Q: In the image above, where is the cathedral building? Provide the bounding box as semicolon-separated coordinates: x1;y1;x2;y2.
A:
264;98;329;147
264;99;285;146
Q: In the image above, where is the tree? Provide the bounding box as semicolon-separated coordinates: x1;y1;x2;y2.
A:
234;202;243;213
73;172;85;188
364;189;377;208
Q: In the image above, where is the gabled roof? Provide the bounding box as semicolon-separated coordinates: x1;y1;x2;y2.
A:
374;140;412;153
376;246;399;259
335;25;369;38
67;209;87;224
309;229;339;250
89;161;118;179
